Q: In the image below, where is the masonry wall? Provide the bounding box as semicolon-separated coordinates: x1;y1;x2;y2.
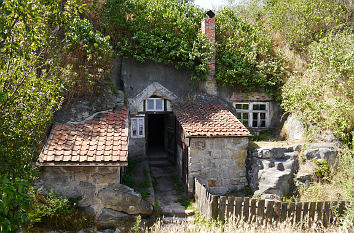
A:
114;58;195;99
35;166;121;215
188;137;249;195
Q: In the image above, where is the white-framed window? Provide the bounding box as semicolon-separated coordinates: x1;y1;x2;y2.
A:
131;117;144;138
234;102;269;128
145;98;164;111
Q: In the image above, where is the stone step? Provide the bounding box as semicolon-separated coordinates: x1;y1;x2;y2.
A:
161;208;195;218
148;155;169;161
149;160;174;167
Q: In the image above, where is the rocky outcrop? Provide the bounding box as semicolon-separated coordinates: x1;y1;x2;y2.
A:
281;115;305;140
247;144;301;198
98;184;153;215
303;143;338;167
35;166;153;227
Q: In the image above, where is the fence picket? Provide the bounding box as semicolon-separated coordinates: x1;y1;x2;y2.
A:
288;202;295;224
257;199;265;224
274;201;281;223
226;196;235;219
302;202;309;224
243;197;250;222
308;202;316;227
219;196;227;221
211;195;218;219
295;202;302;223
250;199;257;223
316;202;323;224
323;201;330;227
280;202;288;222
265;200;274;224
235;197;243;220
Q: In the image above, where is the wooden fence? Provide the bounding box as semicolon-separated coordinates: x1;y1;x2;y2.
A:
194;178;348;227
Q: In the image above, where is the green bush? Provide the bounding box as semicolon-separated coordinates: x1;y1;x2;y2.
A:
314;160;330;180
265;0;350;50
102;0;213;80
0;177;32;233
215;8;286;98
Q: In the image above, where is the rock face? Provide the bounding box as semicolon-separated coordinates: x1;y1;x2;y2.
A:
281;114;305;140
98;184;153;215
247;145;301;198
35;167;153;227
303;144;338;167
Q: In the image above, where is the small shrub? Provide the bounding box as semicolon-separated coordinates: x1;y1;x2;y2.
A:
141;191;150;200
251;131;272;141
314;160;330;180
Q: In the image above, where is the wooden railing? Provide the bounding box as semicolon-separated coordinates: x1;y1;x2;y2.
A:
194;178;348;227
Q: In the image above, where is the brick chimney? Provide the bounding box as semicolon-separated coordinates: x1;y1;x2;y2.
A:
201;10;217;96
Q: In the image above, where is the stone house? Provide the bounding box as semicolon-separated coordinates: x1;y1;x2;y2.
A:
37;11;282;217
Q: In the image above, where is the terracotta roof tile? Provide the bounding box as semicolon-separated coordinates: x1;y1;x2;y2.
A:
173;103;251;137
39;106;128;164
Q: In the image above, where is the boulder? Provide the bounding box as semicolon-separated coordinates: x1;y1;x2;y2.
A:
281;114;305;140
97;184;153;215
96;208;129;229
248;145;300;198
304;147;338;167
295;173;312;188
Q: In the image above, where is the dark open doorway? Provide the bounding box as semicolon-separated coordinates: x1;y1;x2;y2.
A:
147;114;166;149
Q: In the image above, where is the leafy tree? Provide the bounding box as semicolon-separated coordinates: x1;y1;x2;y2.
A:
0;0;112;231
102;0;214;80
215;8;286;97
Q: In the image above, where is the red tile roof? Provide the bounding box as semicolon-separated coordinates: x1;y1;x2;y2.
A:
39;106;128;164
173;103;251;137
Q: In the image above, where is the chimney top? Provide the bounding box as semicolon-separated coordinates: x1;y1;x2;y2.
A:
206;10;215;18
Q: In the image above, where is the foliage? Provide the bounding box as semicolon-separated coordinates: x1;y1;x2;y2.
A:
141;191;151;200
133;215;142;233
282;31;353;142
0;177;32;233
264;0;351;50
25;190;93;231
27;191;74;226
0;0;111;230
314;160;330;180
215;8;287;98
102;0;213;80
251;131;272;141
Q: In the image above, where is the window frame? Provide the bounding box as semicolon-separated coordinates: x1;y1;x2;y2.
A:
131;117;145;138
233;102;269;128
145;98;164;112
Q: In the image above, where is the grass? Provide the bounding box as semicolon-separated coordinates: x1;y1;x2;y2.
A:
145;215;349;233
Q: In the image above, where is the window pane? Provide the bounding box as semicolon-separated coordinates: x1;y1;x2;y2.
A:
244;120;249;126
260;104;266;110
253;112;258;119
155;99;163;111
252;121;258;127
253;104;260;110
138;118;144;135
243;113;249;119
260;112;266;119
243;104;249;110
236;112;241;119
235;104;242;110
132;119;137;136
260;121;266;128
146;99;154;110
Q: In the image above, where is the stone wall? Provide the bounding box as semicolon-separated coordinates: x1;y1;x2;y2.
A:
35;166;152;228
128;137;146;160
188;137;249;195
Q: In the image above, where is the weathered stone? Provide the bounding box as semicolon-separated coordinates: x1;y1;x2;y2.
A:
304;147;338;167
295;173;312;188
96;208;129;229
281;114;305;140
97;184;153;215
248;145;299;198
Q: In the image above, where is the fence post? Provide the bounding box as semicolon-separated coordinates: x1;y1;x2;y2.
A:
211;195;218;219
219;196;227;222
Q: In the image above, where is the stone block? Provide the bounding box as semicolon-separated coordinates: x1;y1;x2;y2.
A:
208;179;216;187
